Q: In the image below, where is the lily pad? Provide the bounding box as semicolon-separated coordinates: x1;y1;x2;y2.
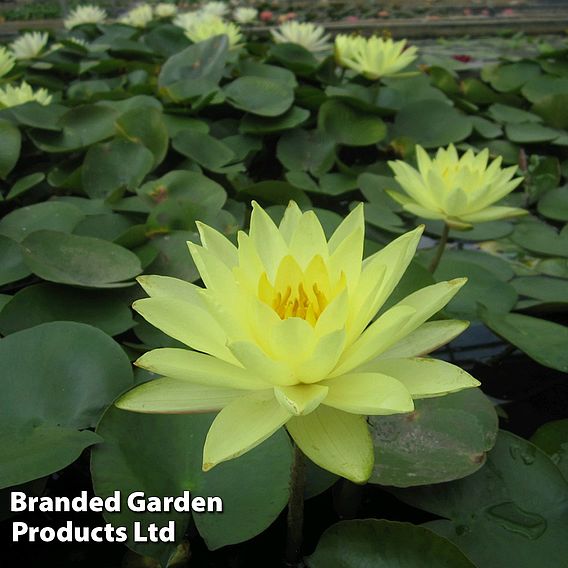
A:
537;185;568;221
391;100;472;148
224;76;294;117
394;431;568;568
0;322;133;489
21;230;142;288
369;389;498;487
91;408;292;564
531;419;568;481
306;519;476;568
482;312;568;372
511;221;568;258
0;283;135;336
0;235;30;286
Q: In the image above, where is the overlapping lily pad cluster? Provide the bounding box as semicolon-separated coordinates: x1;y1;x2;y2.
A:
0;3;567;567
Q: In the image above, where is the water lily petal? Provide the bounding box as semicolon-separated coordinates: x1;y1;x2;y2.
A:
289;210;328;267
459;206;528;224
135;348;268;389
202;391;290;471
379;320;469;359
228;340;296;386
322;372;414;415
279;201;303;243
274;384;329;415
286;406;373;483
133;297;236;362
137;275;205;304
249;201;288;280
328;203;364;253
369;357;480;398
296;329;346;383
196;221;238;268
116;378;245;414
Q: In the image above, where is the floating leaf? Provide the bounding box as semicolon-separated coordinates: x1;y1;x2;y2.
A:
369;389;498;487
277;129;335;175
21;230;142;288
0;322;133;489
0;119;21;179
531;419;568;481
306;520;476;568
91;408;292;564
224;76;294;117
394;431;568;568
318;100;387;146
482;312;568;372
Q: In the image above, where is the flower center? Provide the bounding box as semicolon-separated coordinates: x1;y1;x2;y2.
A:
258;254;331;326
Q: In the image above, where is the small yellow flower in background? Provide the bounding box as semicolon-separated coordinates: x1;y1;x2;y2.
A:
119;3;154;28
154;3;178;19
271;22;331;54
116;202;479;482
183;15;243;49
387;144;526;229
10;32;49;60
0;81;52;108
233;7;258;24
64;4;107;29
201;1;229;18
0;47;15;78
335;34;418;79
173;10;205;29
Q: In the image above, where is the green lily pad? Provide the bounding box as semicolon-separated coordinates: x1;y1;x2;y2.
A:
6;172;46;200
91;408;292;564
318;100;387;147
240;106;310;134
172;129;236;171
391;100;472;148
224;76;294;117
0;235;31;285
394;431;568;568
146;230;200;282
521;76;568;103
21;230;142;288
511;221;568;258
506;122;562;143
487;103;543;124
483;62;541;93
532;93;568;129
277;128;335;176
0;119;21;179
482;312;568;372
0;283;135;336
0;322;133;489
434;260;517;319
306;520;476;568
537;185;568;221
369;389;498;487
531;419;568;481
82;138;155;199
512;276;568;305
0;201;84;242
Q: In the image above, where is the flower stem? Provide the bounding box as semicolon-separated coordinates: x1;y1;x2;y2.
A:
428;223;450;273
285;443;306;567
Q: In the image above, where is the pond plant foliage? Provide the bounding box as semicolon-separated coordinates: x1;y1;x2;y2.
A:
0;3;567;567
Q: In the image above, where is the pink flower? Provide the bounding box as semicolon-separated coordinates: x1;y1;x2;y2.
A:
344;15;359;23
501;8;515;17
377;10;389;17
463;8;472;16
259;10;273;22
481;9;490;16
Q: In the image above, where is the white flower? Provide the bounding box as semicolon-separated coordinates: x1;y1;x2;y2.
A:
154;3;178;18
0;81;52;108
10;32;49;60
64;4;107;29
201;1;229;18
173;10;206;29
233;7;257;24
271;22;331;54
119;3;154;28
0;47;15;78
184;15;243;49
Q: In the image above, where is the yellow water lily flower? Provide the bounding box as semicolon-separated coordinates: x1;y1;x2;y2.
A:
233;7;257;24
119;3;154;28
154;3;178;18
64;4;107;29
116;202;479;482
387;144;526;229
335;34;417;79
271;22;331;55
0;47;15;78
10;31;49;60
183;15;243;49
0;81;52;108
